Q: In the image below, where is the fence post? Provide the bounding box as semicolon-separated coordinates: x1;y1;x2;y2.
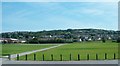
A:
34;54;36;61
60;54;62;61
96;54;98;60
105;53;107;60
114;53;116;59
8;54;11;60
87;54;89;60
78;54;80;61
25;54;27;61
43;54;44;61
17;54;19;61
70;54;71;61
51;54;53;61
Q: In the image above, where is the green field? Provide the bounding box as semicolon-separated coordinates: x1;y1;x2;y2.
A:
2;44;56;56
17;41;118;61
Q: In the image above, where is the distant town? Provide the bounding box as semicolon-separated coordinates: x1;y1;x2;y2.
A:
0;29;120;44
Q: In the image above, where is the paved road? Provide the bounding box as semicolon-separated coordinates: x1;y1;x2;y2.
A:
2;60;118;64
0;58;2;66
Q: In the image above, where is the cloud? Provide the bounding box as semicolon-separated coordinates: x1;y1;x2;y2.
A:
15;11;34;18
4;9;33;19
72;8;105;16
83;9;104;15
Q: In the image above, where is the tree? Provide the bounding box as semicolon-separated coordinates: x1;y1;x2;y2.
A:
29;38;39;44
102;37;106;43
117;36;120;43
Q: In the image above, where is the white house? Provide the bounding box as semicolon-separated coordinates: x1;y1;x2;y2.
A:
79;39;82;42
97;37;101;40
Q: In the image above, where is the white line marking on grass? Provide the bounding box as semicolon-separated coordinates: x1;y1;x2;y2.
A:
6;44;65;59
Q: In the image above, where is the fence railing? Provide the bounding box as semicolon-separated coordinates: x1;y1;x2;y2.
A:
7;53;117;61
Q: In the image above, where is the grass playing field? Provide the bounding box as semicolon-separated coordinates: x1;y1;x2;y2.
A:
17;41;118;61
2;44;57;56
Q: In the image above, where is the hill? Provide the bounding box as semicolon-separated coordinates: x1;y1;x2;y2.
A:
1;29;120;43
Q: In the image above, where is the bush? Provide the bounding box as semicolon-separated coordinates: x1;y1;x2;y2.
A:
117;37;120;43
28;38;39;43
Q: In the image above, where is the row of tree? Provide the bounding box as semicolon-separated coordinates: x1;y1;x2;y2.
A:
27;38;73;43
1;29;119;39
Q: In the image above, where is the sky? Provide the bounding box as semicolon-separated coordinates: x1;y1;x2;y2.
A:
2;0;119;2
2;2;118;32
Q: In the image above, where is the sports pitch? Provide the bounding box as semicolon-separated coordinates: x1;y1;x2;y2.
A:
2;41;118;61
2;44;56;56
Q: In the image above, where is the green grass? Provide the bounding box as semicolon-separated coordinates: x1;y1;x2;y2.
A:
2;44;56;56
18;41;118;61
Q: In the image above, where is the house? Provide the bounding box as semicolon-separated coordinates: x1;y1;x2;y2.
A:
79;39;82;42
0;38;19;43
88;38;92;41
18;39;26;43
0;38;4;43
97;37;101;41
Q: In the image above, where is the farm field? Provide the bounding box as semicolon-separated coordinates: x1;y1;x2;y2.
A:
2;44;57;56
18;41;118;61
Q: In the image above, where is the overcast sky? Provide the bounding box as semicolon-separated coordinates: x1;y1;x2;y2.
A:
2;2;118;32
